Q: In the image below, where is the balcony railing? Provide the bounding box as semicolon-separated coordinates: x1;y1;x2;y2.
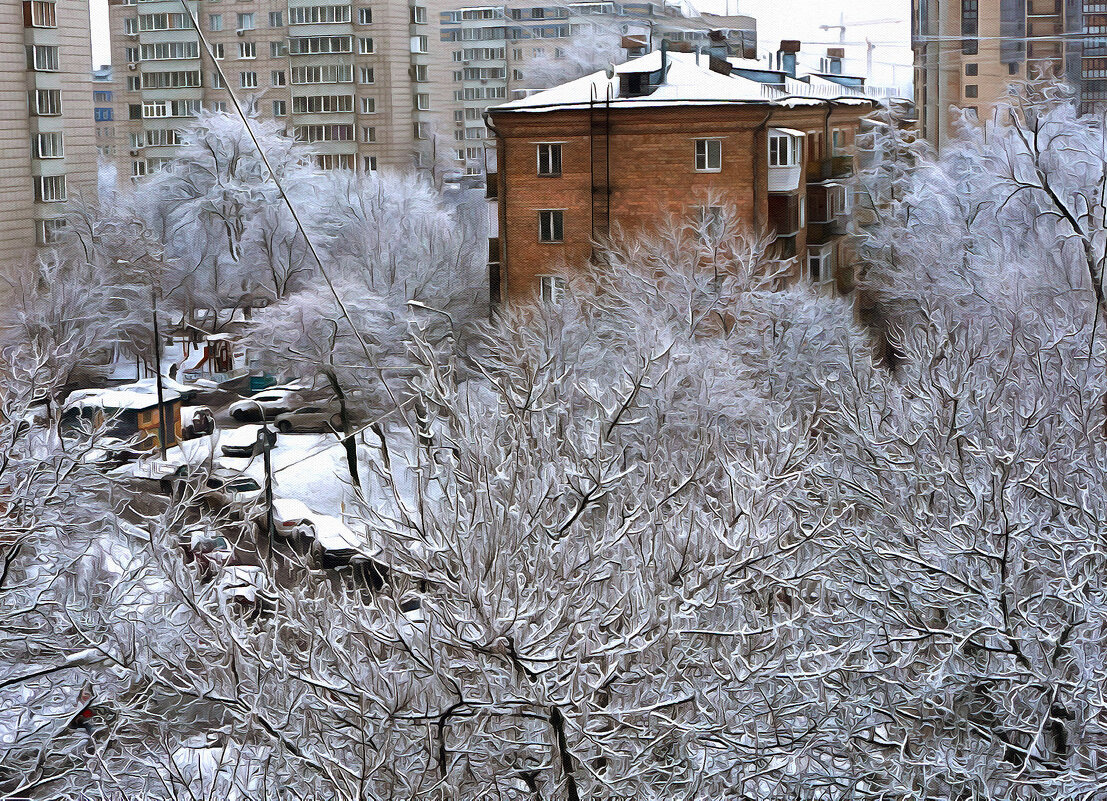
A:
806;155;852;182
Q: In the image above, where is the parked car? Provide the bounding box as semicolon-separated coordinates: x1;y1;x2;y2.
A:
181;405;215;439
273;405;342;433
254;497;315;541
228;390;297;422
199;469;264;511
220;424;277;458
179;525;234;579
217;565;275;617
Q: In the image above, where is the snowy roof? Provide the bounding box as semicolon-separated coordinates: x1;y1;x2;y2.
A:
65;381;182;412
491;50;877;114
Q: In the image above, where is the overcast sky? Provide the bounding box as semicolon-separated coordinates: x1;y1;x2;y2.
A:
89;0;912;91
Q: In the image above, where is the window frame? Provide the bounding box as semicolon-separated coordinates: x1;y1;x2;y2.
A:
539;275;567;303
536;142;562;177
694;138;722;172
537;209;564;243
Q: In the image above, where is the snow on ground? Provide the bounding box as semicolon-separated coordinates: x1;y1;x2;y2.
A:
147;423;426;553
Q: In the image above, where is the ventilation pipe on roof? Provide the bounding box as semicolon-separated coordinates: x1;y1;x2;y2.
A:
777;39;800;79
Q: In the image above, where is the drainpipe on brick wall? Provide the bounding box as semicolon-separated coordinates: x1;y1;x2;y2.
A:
752;105;776;232
484;111;505;315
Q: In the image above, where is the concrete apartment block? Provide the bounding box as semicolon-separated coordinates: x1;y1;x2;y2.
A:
0;0;97;296
914;0;1104;148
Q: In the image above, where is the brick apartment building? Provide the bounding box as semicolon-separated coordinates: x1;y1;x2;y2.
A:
913;0;1107;148
486;46;877;305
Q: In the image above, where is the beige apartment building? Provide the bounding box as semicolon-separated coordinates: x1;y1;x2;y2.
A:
105;0;753;181
0;0;97;279
914;0;1105;147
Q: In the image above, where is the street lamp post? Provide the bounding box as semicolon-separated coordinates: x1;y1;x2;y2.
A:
250;400;277;558
150;283;169;460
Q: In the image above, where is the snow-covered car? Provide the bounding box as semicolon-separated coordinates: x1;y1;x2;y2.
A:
217;565;275;615
199;470;264;511
273;405;342;433
219;424;277;458
179;525;234;578
228;390;297;422
254;497;315;541
181;405;215;438
308;514;376;568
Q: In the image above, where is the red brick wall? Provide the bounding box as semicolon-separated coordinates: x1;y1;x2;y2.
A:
490;103;869;304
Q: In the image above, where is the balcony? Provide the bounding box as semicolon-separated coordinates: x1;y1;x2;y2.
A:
772;233;797;260
1027;0;1061;16
806;156;852;183
485;171;498;200
806;216;848;246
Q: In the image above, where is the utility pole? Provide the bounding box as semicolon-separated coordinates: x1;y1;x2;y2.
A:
151;282;169;460
256;422;276;558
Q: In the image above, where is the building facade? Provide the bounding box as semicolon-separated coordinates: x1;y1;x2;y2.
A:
0;0;97;277
914;0;1106;147
487;48;876;304
104;0;750;182
107;0;453;178
93;64;116;158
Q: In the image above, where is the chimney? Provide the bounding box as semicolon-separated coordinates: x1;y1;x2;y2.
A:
707;29;730;60
827;47;844;75
777;39;800;79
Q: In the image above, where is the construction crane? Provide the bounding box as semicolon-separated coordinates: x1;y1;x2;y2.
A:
819;14;903;81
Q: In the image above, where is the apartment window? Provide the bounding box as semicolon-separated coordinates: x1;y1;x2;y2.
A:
360;97;376;113
209;101;227;112
315;153;353;170
364;155;377;171
961;0;978;55
411;35;428;53
807;245;834;285
27;45;59;72
212;71;225;88
239;41;256;58
209;13;222;31
141;41;201;60
410;5;426;23
768;132;799;166
125;46;139;62
538;210;563;243
271;70;286;86
142;70;202;89
129;132;144;149
694;138;722;172
289;36;352;54
35;174;66;202
270;40;287;57
359;66;374;83
831;129;844;155
513;47;523;59
414;121;429;139
358;7;372;24
415;92;430;110
454;70;463;81
292;64;352;83
292;94;353;113
362;125;376;142
539;275;567;303
23;1;56;28
132;160;147;178
128;103;142;120
1009;61;1019;75
124;16;137;34
33;89;62;115
37;218;66;245
964;84;978;98
455;130;465;141
273;99;286;116
965;63;978;76
139;12;189;30
237;12;254;30
414;64;428;82
34;132;63;158
513;68;524;80
269;10;282;26
241;71;257;88
213;43;225;59
94;107;113;121
359;37;374;54
537;143;561;176
127;76;141;91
